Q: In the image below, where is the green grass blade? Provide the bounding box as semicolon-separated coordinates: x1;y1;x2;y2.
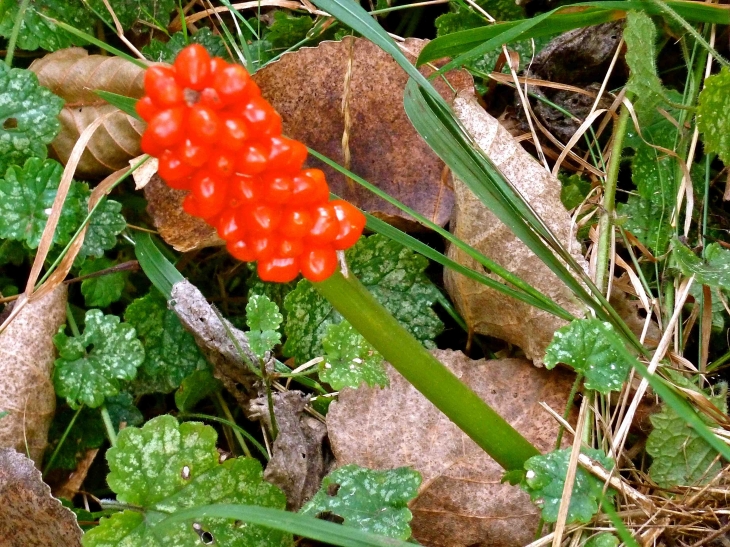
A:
94;90;141;120
159;504;413;547
134;233;184;298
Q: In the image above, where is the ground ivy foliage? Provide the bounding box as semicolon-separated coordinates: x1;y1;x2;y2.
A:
77;195;127;259
522;448;615;523
544;319;632;393
585;533;620;547
283;235;443;362
320;321;387;390
246;294;283;359
624;11;667;115
697;66;730;165
143;27;229;63
301;465;421;540
82;415;291;547
125;290;209;395
0;0;94;51
646;386;728;488
53;309;145;408
80;257;127;308
0;62;64;172
673;240;730;290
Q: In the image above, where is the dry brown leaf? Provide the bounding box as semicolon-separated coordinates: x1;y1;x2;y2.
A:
0;286;67;466
444;92;589;364
327;349;576;547
54;448;99;501
0;448;83;546
253;37;473;230
30;47;146;178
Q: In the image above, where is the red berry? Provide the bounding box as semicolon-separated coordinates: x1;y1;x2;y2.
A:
144;66;184;107
235;143;269;175
213;64;256;105
300;247;338;282
332;200;366;250
216;208;246;241
158;149;194;184
241;96;282;137
143;107;186;151
188;105;221;144
173;44;211;90
227;238;256;262
190;173;227;218
246;234;276;260
291;169;330;205
220;117;249;150
207;149;237;178
229;174;260;206
209;57;228;78
177;138;210;167
239;204;281;234
261;173;293;204
199;87;223;110
136;96;158;122
266;136;307;173
257;257;299;283
307;203;339;246
277;237;304;258
279;208;312;239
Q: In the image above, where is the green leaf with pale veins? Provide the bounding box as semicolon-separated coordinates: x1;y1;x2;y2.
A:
80;257;127;307
300;465;421;540
697;66;730;165
647;386;727;488
320;321;387;390
0;158;85;249
86;0;174;29
142;27;230;63
585;533;620;547
82;415;291;547
674;240;730;290
53;309;144;408
246;294;283;358
0;63;64;171
283;234;443;363
0;0;94;52
624;11;668;116
544;319;633;393
522;447;615;524
125;289;209;395
78;197;127;259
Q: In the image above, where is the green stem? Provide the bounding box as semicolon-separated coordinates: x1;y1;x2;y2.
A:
66;303;81;337
595;105;630;294
43;404;84;477
180;413;268;460
314;269;540;471
554;374;582;449
214;392;252;458
5;0;30;67
100;405;117;447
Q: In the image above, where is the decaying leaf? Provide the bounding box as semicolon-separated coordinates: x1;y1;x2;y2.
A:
0;286;67;466
444;92;589;364
327;349;577;547
30;47;146;178
252;37;473;230
0;448;83;546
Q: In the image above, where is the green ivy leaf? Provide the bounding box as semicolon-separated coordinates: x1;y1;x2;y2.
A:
301;465;421;540
0;0;94;52
246;263;297;320
78;197;127;259
435;0;523;36
522;447;615;524
585;533;620;547
559;173;592;210
320;321;387;390
646;386;727;488
105;391;144;431
544;319;632;393
53;309;144;408
80;257;127;307
246;294;283;358
266;11;313;48
82;415;291;547
86;0;174;29
624;10;667;116
674;241;730;290
125;289;209;395
283;235;443;363
143;27;230;63
0;158;84;248
697;66;730;165
175;369;222;412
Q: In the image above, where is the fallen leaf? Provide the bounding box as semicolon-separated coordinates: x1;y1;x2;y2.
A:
327;349;576;547
30;47;146;179
252;37;472;230
0;285;67;466
54;448;99;501
0;448;83;546
444;91;589;364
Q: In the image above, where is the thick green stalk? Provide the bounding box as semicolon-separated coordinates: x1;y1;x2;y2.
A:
595;105;630;294
314;269;540;471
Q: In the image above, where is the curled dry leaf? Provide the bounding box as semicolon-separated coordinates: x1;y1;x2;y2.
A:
327;349;576;547
253;36;473;230
0;285;67;466
30;47;146;179
0;448;83;546
444;92;589;364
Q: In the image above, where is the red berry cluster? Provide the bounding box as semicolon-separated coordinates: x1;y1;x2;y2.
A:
137;44;366;283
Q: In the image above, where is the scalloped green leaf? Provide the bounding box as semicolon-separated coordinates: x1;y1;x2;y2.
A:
78;197;127;259
246;294;283;358
320;321;387;390
283;235;443;363
53;309;144;408
80;257;127;307
544;319;632;393
624;10;667;115
697;66;730;165
674;240;730;290
0;0;94;52
646;386;728;488
82;415;291;547
585;533;620;547
143;27;230;63
300;465;420;540
125;289;209;395
522;447;615;524
86;0;174;29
